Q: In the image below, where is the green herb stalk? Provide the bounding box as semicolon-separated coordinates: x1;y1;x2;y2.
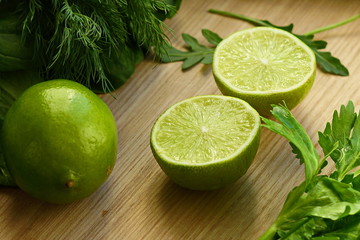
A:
161;9;360;76
260;102;360;239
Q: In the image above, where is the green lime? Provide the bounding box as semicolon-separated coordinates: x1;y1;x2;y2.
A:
213;27;316;116
1;80;118;204
150;95;261;190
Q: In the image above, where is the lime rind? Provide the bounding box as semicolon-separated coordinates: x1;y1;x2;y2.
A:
213;27;316;95
150;95;260;166
1;80;118;204
150;95;261;190
212;27;316;116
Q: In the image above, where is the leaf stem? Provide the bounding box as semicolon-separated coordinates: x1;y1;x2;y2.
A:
304;14;360;36
208;9;270;27
209;9;360;37
258;224;278;240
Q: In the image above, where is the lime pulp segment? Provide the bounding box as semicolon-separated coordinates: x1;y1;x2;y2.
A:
213;27;315;93
151;95;260;164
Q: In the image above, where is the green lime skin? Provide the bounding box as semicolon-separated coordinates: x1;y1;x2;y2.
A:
214;70;315;116
151;129;260;190
1;80;118;204
150;95;261;191
212;27;316;116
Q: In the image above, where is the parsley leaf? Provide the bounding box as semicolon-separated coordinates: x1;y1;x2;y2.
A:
259;102;360;239
319;101;360;181
266;177;360;239
261;105;320;188
160;29;221;70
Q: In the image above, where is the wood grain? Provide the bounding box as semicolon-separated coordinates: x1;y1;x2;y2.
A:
1;1;360;239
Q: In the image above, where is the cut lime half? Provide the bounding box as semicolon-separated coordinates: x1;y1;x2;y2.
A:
213;27;316;116
150;95;261;190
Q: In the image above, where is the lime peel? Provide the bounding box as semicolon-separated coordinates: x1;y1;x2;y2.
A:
213;27;316;116
1;80;118;204
150;95;261;190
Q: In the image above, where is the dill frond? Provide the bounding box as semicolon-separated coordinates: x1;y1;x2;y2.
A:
16;0;177;92
125;0;170;55
150;0;178;18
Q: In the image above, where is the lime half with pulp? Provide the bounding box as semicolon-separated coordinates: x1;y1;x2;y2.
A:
150;95;261;190
213;27;316;116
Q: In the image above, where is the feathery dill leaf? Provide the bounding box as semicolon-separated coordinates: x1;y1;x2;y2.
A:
151;0;179;20
14;0;177;92
126;0;170;55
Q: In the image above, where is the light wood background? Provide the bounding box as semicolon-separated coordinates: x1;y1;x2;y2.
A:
1;1;360;239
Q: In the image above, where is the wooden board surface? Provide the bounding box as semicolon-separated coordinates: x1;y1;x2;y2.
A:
1;1;360;239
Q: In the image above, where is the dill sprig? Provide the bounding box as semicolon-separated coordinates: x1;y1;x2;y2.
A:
126;0;171;55
15;0;176;92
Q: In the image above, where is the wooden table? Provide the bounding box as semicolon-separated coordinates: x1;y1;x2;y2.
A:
1;1;360;239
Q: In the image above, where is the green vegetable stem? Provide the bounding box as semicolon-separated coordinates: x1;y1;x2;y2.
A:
259;102;360;239
161;9;360;76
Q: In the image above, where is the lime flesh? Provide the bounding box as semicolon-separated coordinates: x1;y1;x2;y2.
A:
150;95;261;190
213;27;316;116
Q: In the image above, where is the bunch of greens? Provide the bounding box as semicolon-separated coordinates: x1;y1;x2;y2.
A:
0;0;181;93
259;102;360;239
0;70;42;186
0;0;182;186
161;9;360;76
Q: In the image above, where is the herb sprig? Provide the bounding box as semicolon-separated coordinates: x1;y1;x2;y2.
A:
161;9;360;76
161;29;222;70
260;102;360;239
11;0;180;92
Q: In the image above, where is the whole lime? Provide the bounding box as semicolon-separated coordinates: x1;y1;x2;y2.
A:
1;80;118;204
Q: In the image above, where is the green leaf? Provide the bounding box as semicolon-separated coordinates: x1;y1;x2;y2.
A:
313;215;360;240
306;178;360;220
266;177;360;239
159;30;218;70
259;20;294;32
292;33;348;77
262;105;320;188
318;101;360;180
208;9;355;76
18;0;176;92
259;102;360;240
352;174;360;191
201;54;213;64
313;51;349;76
315;214;360;240
277;217;327;239
160;45;188;62
182;55;204;70
153;0;182;20
0;69;42;186
296;35;327;50
91;41;145;93
0;12;34;71
201;29;223;45
182;33;207;51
